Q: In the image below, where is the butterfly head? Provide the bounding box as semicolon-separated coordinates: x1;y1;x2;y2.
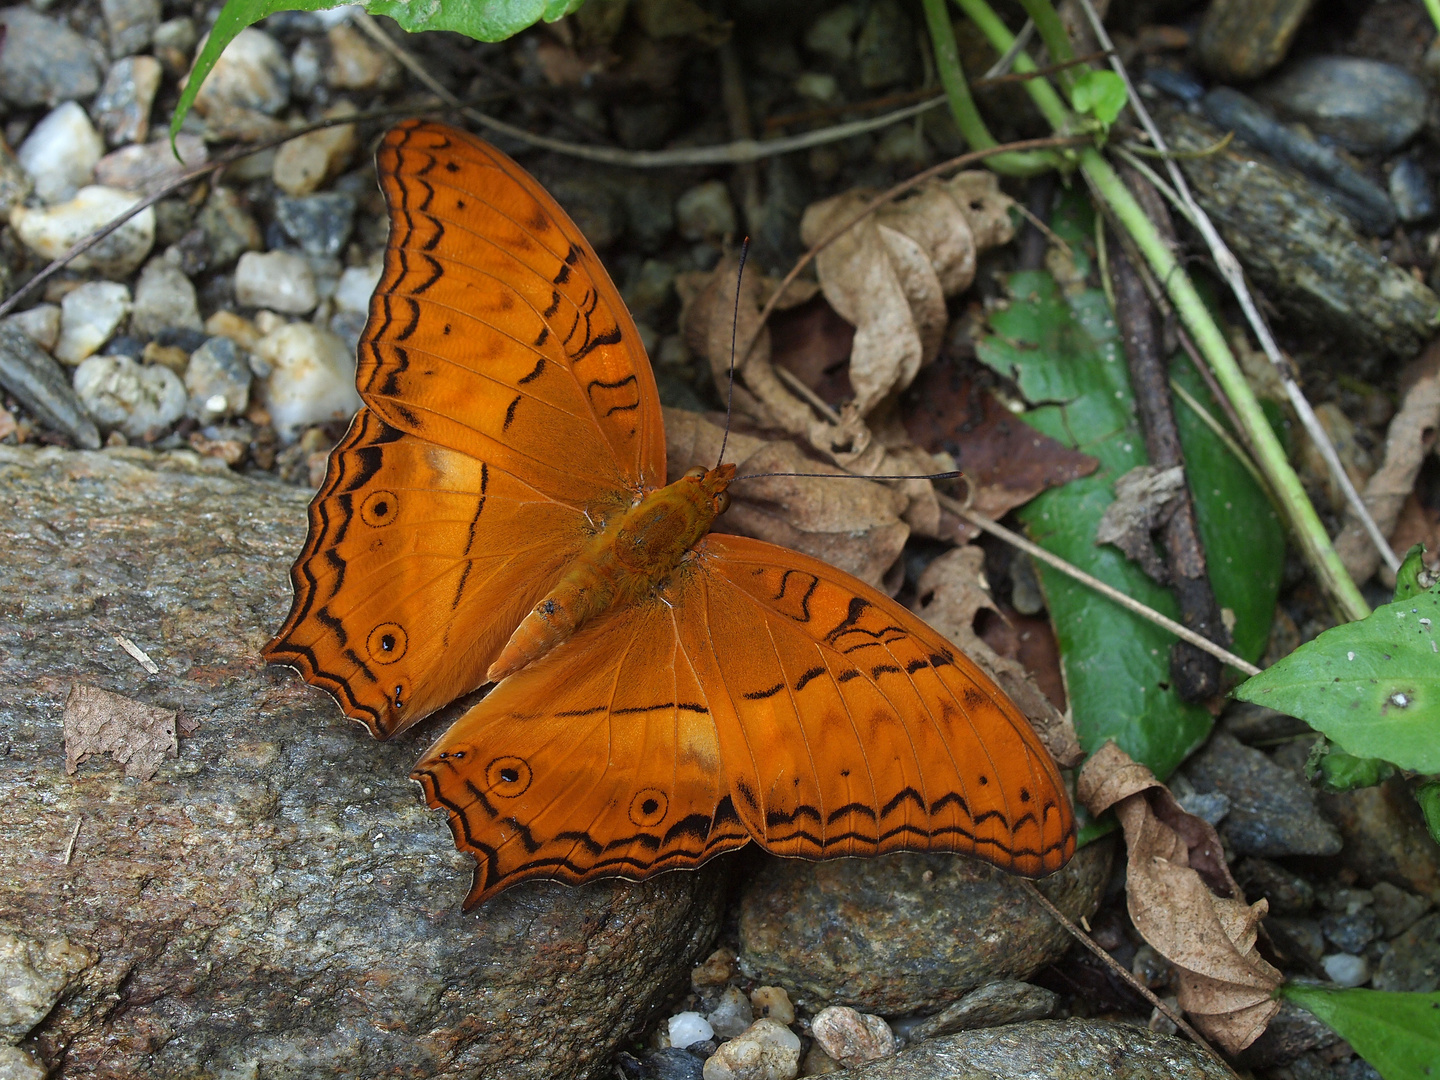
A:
682;463;735;516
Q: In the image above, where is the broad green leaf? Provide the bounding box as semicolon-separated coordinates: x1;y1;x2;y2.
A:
976;200;1210;778
173;0;585;137
1234;575;1440;773
1069;69;1127;128
1170;357;1281;662
1395;544;1434;602
1416;781;1440;846
1280;984;1440;1080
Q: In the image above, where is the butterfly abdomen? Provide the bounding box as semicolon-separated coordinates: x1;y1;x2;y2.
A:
487;466;735;682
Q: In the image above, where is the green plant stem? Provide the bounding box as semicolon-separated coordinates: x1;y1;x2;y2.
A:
1426;0;1440;36
1015;0;1078;94
949;0;1371;622
919;0;1061;176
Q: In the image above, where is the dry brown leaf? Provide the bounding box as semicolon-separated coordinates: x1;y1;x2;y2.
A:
902;362;1100;542
911;546;1083;768
1336;341;1440;585
63;683;177;782
798;174;1015;415
1095;464;1185;583
1079;741;1282;1053
664;407;909;590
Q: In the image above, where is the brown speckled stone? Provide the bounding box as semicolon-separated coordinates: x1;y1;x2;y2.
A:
0;445;729;1078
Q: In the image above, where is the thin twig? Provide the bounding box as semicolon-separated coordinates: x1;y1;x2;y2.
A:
1074;0;1399;577
114;633;159;675
743;133;1089;364
1169;377;1273;498
973;49;1113;87
1019;880;1242;1079
982;17;1035;77
63;817;82;864
939;493;1262;676
764;86;944;133
352;12;950;168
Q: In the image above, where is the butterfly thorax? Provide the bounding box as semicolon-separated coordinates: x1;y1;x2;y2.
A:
487;464;736;682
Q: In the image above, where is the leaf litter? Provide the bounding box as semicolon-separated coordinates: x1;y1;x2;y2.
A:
63;683;178;782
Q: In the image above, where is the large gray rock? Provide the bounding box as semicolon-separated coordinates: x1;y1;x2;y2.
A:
849;1019;1232;1079
0;446;728;1078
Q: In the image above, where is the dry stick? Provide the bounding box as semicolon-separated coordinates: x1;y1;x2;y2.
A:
939;492;1261;676
743;133;1089;362
1108;229;1230;701
1018;880;1242;1078
1074;0;1399;576
0;106;448;321
351;12;952;168
62;817;81;864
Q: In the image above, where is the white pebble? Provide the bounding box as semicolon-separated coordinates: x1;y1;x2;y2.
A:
10;186;155;277
235;250;318;314
131;257;202;337
1322;952;1371;987
708;986;755;1038
74;354;185;439
334;261;382;314
192;27;291;116
55;282;132;365
257;322;360;441
185;336;251;421
810;1006;895;1066
17;101;103;204
702;1018;801;1080
667;1011;714;1050
748;987;795;1026
5;304;61;351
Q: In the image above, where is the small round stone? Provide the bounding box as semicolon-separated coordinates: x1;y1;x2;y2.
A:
700;1018;800;1080
1321;952;1371;987
256;321;361;441
810;1006;895;1066
92;55;163;147
273;193;356;258
5;304;61;352
17;101;103;204
334;262;382;314
73;353;185;439
706;986;754;1039
676;180;737;242
748;987;794;1026
272;106;358;197
55;282;132;366
131;257;203;339
235;250;318;314
185;336;252;421
668;1011;715;1050
9;186;156;277
192;27;291;117
0;6;102;108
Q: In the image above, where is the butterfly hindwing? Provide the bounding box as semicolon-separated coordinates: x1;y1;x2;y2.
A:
690;534;1075;877
410;598;751;906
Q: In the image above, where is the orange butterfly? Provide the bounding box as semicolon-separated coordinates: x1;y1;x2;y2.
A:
263;120;1076;907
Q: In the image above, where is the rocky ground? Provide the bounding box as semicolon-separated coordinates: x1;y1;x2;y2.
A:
2;1;1439;1079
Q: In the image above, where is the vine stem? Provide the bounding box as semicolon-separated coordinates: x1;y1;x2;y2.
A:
948;0;1371;622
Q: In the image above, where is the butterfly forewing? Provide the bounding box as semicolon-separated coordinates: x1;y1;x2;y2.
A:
364;121;666;504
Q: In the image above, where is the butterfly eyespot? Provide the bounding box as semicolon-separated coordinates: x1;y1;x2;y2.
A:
714;491;731;514
487;756;532;797
361;490;399;527
684;466;706;479
367;623;408;664
629;788;668;827
393;685;404;708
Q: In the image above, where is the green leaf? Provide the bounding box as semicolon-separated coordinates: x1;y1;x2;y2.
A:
1416;781;1440;846
1280;984;1440;1080
1395;544;1434;602
1316;751;1395;792
1234;574;1440;773
1170;357;1282;663
975;195;1211;779
173;0;586;137
1069;70;1128;128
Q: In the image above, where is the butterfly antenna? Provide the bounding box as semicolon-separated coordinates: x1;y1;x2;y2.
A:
716;237;750;471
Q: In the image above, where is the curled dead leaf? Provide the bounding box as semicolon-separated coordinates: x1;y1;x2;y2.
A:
1335;342;1440;586
1078;741;1283;1053
664;407;909;591
63;683;178;782
911;546;1083;768
1095;464;1186;583
799;172;1015;414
